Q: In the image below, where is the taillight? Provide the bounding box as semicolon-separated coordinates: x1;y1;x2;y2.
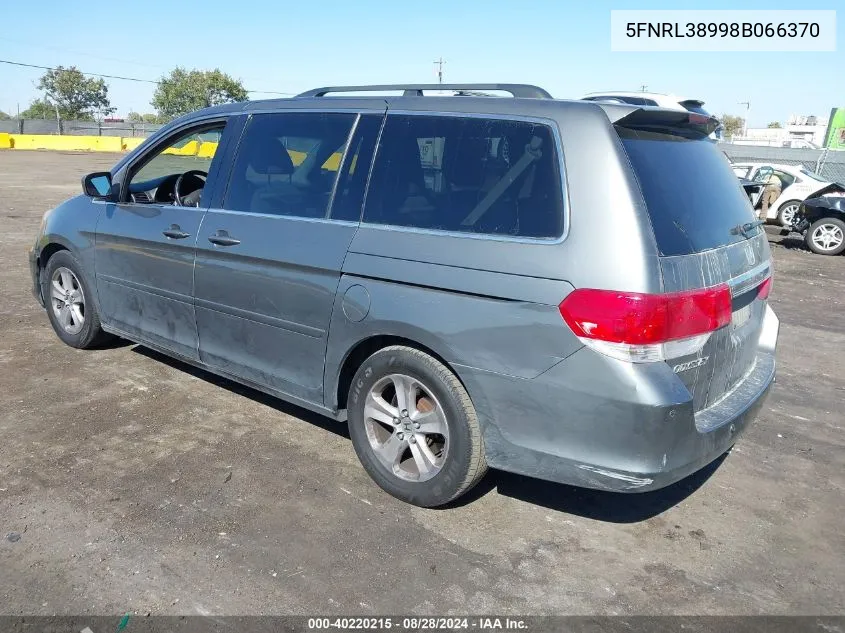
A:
558;285;732;363
757;276;773;300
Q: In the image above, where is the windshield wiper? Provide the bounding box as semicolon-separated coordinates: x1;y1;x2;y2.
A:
731;219;765;238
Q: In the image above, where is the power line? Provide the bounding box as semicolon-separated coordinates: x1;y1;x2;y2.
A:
1;58;157;83
1;37;171;71
0;58;296;95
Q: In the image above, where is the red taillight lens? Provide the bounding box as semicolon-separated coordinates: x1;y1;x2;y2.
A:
558;285;732;345
757;276;773;300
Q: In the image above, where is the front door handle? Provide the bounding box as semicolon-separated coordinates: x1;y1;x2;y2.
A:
162;224;190;239
208;229;241;247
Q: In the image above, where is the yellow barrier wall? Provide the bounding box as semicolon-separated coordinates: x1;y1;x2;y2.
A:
0;135;349;171
122;137;146;151
197;141;218;158
6;134;124;152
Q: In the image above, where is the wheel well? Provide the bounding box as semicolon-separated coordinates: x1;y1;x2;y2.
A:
39;243;68;269
778;199;801;211
336;335;456;410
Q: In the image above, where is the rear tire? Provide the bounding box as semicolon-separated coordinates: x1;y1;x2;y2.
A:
777;200;801;227
805;218;845;256
42;250;112;349
347;346;487;507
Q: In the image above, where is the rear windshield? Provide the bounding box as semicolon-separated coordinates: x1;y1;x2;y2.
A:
618;127;758;256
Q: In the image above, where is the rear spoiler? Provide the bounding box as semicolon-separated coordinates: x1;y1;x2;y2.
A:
612;108;721;140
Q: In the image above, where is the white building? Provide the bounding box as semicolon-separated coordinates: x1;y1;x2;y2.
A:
734;114;828;148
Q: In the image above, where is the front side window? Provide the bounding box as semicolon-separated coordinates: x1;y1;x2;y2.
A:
127;125;225;206
224;112;356;218
362;115;564;238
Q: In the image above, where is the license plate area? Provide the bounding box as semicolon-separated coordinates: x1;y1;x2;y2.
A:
732;303;752;329
730;287;757;330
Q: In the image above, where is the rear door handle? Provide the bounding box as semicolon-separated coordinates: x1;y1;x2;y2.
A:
207;230;241;247
162;224;190;239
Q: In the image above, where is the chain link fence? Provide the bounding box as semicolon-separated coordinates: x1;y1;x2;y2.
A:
720;143;845;184
0;118;164;137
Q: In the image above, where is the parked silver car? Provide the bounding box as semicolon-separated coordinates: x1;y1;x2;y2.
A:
29;84;779;507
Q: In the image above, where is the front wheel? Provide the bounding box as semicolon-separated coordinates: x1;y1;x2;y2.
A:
347;346;487;507
805;217;845;256
42;250;112;348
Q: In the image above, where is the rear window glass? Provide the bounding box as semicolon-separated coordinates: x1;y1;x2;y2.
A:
362;114;564;238
619;127;757;256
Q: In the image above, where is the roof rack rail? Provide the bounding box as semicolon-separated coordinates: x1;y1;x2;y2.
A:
296;84;553;99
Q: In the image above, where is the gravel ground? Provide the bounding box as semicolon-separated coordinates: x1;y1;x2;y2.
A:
0;151;843;616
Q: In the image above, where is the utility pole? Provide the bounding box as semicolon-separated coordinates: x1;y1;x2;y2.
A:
433;57;446;84
738;101;751;137
45;92;61;135
640;84;648;92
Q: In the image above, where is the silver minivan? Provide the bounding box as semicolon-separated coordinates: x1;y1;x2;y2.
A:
29;84;779;507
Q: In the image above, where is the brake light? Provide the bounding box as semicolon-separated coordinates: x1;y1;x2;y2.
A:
757;276;773;300
558;285;732;363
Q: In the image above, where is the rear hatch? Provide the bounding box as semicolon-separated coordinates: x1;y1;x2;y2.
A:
616;110;772;412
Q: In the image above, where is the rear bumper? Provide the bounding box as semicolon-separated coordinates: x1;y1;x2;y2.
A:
459;306;779;493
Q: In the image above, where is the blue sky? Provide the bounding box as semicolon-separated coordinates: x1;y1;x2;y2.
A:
0;0;840;126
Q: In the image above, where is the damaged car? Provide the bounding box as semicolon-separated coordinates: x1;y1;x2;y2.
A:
29;84;779;507
786;189;845;255
731;162;845;227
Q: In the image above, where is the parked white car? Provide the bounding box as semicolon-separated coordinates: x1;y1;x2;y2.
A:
581;91;723;140
731;162;845;226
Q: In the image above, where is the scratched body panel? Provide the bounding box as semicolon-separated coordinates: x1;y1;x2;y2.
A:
659;231;771;412
193;211;358;403
94;202;206;360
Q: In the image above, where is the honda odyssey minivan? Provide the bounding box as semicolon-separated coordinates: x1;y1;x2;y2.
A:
29;84;779;507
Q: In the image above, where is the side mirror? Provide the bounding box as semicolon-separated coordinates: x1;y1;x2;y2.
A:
82;172;113;198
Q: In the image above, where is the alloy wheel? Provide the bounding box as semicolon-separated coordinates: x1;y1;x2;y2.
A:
363;373;449;482
811;223;844;252
50;267;85;335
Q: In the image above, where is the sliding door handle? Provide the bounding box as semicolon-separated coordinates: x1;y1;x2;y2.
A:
208;230;241;247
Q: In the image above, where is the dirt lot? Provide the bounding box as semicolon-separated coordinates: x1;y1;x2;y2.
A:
0;151;843;616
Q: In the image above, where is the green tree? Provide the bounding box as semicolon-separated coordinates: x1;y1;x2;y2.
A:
20;99;58;120
767;121;783;129
152;68;248;120
36;66;114;120
128;111;165;124
720;114;745;139
0;110;10;120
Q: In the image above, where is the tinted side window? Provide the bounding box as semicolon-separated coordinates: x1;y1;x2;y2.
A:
329;114;383;222
363;115;563;238
225;112;356;218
